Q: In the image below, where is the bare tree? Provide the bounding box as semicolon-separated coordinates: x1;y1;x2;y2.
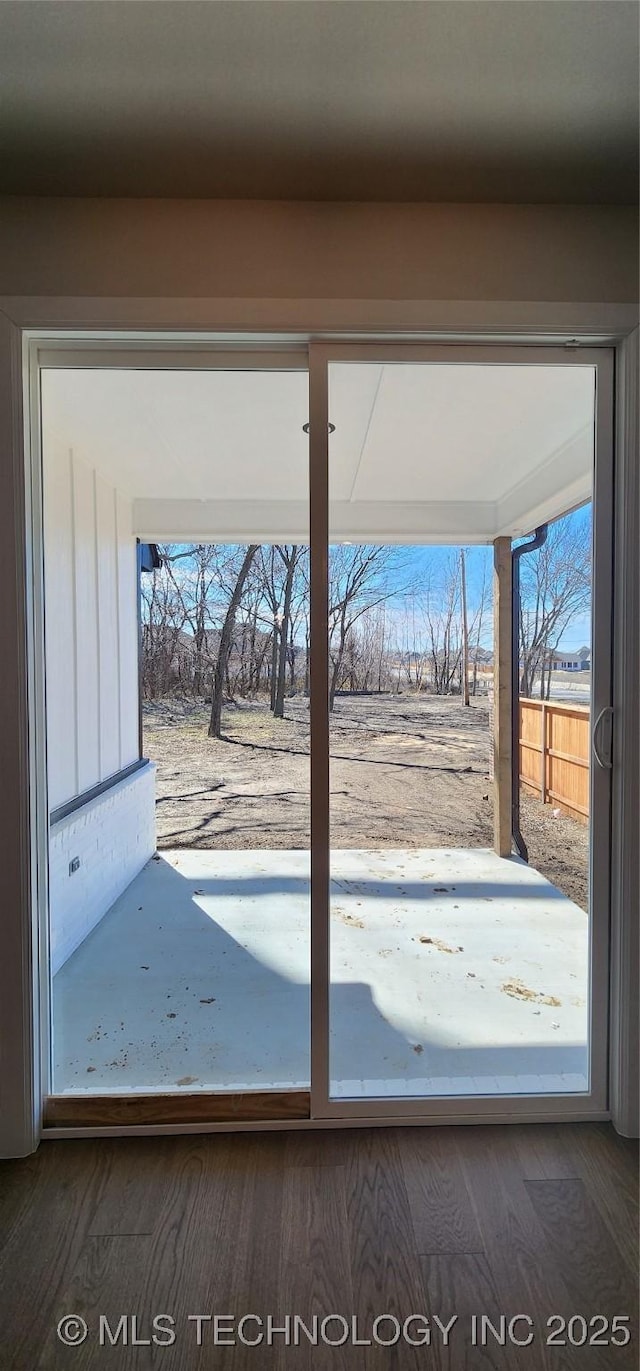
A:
286;551;309;694
352;606;392;692
518;510;591;698
257;547;280;710
160;544;226;696
141;538;502;715
328;545;400;711
296;553;311;694
459;548;470;705
395;596;429;693
374;605;390;693
273;546;301;718
208;545;259;738
421;555;463;695
140;553;186;698
470;561;490;696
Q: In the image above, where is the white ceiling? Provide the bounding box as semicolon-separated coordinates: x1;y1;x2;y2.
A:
41;364;595;543
0;1;637;203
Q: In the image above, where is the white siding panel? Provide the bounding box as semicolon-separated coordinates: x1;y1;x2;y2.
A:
72;454;100;791
43;444;77;809
43;417;141;807
95;476;121;778
116;492;140;768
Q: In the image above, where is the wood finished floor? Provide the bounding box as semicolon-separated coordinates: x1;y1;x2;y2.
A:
0;1123;637;1369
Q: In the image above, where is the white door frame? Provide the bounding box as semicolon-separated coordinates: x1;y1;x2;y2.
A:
308;340;614;1122
0;300;636;1153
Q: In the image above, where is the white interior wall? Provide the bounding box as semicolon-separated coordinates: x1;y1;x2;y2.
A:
0;195;636;1154
0;200;636;302
42;421;140;810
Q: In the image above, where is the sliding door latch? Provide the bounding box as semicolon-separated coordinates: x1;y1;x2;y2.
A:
593;705;614;769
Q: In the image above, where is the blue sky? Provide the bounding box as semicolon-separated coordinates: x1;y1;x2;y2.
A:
381;503;593;650
163;505;592;652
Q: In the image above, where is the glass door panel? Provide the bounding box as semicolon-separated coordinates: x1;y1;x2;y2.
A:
314;345;612;1116
42;357;311;1105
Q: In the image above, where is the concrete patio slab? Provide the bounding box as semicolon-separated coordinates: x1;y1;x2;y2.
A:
52;848;589;1098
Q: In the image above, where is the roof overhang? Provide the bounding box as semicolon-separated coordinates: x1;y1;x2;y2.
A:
41;364;595;544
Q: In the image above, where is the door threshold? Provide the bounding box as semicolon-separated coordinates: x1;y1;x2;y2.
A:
43;1089;310;1129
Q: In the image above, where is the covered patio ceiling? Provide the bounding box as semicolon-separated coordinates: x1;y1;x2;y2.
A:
41;363;594;543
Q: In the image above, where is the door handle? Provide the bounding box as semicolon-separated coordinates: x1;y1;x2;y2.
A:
592;705;613;769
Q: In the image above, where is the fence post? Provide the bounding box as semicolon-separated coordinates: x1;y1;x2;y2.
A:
540;701;547;805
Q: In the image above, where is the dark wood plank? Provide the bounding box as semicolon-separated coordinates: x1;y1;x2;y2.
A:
563;1124;639;1276
0;1150;54;1250
401;1125;484;1254
122;1134;234;1368
0;1141;124;1370
510;1123;581;1181
43;1089;310;1128
344;1128;430;1368
568;1123;639;1198
277;1165;354;1369
454;1128;598;1370
0;1123;637;1371
87;1136;174;1236
283;1125;357;1168
35;1235;153;1371
525;1178;639;1363
421;1253;512;1371
189;1133;287;1370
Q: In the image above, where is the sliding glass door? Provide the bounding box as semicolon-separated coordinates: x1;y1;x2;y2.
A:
309;343;613;1121
36;337;613;1127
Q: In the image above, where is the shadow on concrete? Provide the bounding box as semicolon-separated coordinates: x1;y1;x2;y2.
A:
52;853;587;1096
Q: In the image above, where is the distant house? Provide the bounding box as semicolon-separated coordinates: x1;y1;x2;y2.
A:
550;646;591;672
469;647;493;667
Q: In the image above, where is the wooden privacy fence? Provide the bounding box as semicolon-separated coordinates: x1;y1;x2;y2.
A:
519;698;590;823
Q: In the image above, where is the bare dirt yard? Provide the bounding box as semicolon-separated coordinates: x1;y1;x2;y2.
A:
144;693;588;910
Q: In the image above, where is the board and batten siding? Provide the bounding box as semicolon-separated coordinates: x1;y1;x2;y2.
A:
43;443;140;811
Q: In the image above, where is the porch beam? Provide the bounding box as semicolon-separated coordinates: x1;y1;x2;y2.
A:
493;536;513;857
